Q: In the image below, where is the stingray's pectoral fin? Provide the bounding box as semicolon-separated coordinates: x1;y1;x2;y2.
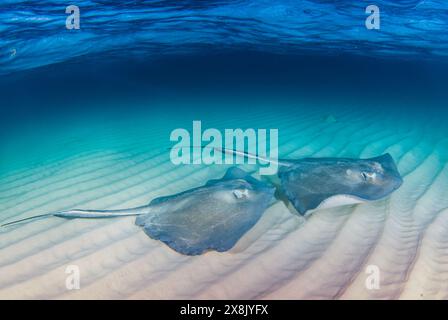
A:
135;167;274;256
205;167;255;186
134;207;269;256
371;153;401;175
369;153;403;189
135;214;205;255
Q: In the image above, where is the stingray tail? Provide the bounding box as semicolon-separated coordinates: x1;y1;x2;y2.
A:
214;147;291;167
1;206;149;228
0;214;52;227
169;145;290;167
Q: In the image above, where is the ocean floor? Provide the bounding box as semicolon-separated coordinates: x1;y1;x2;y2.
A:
1;100;448;299
1;0;448;301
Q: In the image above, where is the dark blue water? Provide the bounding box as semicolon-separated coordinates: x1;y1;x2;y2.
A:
1;0;447;74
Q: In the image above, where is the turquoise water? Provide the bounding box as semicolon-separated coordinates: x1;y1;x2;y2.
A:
2;51;447;174
0;1;447;299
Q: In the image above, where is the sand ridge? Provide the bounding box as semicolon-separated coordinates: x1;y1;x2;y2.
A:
1;108;447;299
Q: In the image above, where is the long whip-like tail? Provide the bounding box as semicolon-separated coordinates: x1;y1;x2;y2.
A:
1;206;149;228
169;146;291;167
214;147;290;167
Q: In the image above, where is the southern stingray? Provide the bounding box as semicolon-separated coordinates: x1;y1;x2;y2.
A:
1;167;276;255
217;148;403;215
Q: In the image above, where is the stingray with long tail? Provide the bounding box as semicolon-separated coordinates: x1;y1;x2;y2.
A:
1;167;275;255
216;147;403;215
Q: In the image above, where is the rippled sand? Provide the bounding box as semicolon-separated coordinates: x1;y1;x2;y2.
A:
1;108;447;299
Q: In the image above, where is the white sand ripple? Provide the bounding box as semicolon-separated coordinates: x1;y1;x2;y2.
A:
1;110;447;299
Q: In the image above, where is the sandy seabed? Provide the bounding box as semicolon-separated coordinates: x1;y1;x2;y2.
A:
1;107;447;299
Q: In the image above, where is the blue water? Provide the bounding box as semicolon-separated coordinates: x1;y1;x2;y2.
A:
0;1;447;219
0;1;447;172
2;1;448;298
1;0;448;74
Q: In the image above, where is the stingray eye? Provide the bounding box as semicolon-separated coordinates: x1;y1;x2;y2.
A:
361;172;376;181
233;189;249;199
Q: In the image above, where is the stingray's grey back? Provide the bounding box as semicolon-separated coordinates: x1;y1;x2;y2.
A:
279;153;403;215
135;168;275;255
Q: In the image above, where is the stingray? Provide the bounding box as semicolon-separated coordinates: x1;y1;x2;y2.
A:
217;148;403;215
1;167;276;255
